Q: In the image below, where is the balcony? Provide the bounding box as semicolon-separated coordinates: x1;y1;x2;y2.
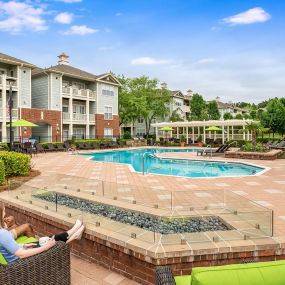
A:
89;114;95;124
63;112;89;123
0;108;18;121
62;87;96;100
182;105;190;113
0;76;18;90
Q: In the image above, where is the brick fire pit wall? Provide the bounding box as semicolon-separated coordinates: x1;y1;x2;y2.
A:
3;204;285;285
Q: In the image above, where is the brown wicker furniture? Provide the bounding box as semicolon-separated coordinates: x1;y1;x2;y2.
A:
155;266;175;285
0;241;70;285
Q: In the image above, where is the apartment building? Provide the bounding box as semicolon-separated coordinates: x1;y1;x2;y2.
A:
31;53;120;141
121;85;192;137
0;52;120;142
0;53;35;142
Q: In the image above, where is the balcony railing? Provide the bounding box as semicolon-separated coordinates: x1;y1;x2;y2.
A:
0;108;18;120
0;76;18;89
63;112;89;123
89;114;95;123
62;87;96;100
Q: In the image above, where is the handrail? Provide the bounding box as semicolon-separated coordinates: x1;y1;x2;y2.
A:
142;152;157;175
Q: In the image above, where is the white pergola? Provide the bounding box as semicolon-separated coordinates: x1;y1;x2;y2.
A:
152;119;256;144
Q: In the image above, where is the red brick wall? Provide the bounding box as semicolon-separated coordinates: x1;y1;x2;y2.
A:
95;114;119;138
20;108;61;141
3;204;285;285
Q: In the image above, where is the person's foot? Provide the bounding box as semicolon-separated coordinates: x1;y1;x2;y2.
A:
67;225;85;243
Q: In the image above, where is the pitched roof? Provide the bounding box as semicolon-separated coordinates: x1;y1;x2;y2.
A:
46;64;98;81
0;52;35;67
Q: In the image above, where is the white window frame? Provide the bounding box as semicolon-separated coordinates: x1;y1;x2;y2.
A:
62;105;69;113
104;106;113;120
104;128;113;138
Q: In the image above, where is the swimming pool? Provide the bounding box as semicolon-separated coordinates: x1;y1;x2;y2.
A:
84;148;265;178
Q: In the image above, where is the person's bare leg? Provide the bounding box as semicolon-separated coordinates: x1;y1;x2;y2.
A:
66;219;82;238
12;223;35;238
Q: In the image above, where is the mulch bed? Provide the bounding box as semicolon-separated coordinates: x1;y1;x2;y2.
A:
0;170;41;192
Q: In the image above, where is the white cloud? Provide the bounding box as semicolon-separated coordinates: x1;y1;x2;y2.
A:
0;1;48;33
63;25;98;35
196;58;217;64
116;12;122;16
223;7;271;25
131;57;170;65
57;0;82;3
54;12;73;24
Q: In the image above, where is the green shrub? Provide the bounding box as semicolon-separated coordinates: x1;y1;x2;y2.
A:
0;160;5;185
228;140;247;147
0;143;8;150
0;151;31;177
123;131;132;139
243;142;264;152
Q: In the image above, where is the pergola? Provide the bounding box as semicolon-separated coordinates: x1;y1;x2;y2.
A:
152;119;256;144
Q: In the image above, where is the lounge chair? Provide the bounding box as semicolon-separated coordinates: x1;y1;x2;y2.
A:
108;141;119;148
56;143;65;151
46;143;57;152
76;142;86;150
270;140;285;150
100;142;109;149
35;143;46;154
264;140;273;148
197;144;227;156
156;260;285;285
0;241;70;285
269;141;280;149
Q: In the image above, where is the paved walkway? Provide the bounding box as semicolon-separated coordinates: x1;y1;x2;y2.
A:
71;255;138;285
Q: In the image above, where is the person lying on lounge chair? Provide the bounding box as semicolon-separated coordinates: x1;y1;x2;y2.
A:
1;212;85;263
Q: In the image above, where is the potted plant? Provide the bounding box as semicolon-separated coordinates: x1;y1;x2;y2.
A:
197;135;203;147
180;135;186;147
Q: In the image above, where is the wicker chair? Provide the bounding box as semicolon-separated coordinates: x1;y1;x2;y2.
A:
0;242;70;285
155;266;175;285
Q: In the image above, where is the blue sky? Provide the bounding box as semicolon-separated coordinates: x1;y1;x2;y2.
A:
0;0;284;102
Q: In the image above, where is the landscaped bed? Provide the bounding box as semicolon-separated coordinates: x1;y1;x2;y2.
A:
33;192;232;234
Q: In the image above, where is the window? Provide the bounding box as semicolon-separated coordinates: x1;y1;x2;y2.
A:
104;106;113;120
73;104;86;114
102;84;115;96
73;128;86;139
137;117;144;123
62;105;69;113
104;128;113;138
73;81;85;90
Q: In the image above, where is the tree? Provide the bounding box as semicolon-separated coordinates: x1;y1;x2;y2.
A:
189;93;207;120
262;99;285;136
235;114;243;120
169;110;184;122
223;112;233;120
240;122;263;149
250;110;257;119
207;101;221;120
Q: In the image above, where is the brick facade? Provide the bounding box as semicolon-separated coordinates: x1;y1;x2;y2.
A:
95;114;120;138
20;108;61;142
3;204;285;285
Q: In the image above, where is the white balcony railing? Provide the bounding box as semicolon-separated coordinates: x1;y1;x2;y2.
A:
63;112;97;124
0;76;18;89
0;108;18;120
62;87;96;100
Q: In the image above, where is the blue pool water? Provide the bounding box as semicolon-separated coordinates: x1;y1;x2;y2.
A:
84;148;264;178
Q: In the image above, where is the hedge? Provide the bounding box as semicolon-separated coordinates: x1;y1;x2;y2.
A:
0;160;5;185
0;143;8;150
0;151;31;177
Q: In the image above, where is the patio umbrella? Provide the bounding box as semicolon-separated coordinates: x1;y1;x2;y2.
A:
159;126;173;139
205;126;222;131
205;126;222;140
7;119;38;127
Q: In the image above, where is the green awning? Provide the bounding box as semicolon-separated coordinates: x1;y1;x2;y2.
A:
7;119;38;127
205;126;222;131
159;126;174;131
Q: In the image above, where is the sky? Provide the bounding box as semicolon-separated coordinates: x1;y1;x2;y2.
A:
0;0;284;103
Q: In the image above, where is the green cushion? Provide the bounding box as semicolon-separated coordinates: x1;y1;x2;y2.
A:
191;260;285;285
175;275;192;285
0;235;38;265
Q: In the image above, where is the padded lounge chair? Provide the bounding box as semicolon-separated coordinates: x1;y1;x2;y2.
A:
269;141;280;149
197;144;227;156
271;140;285;150
0;242;70;285
56;143;65;151
46;143;57;152
35;143;46;153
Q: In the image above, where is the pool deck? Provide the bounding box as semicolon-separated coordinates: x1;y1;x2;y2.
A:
15;148;285;283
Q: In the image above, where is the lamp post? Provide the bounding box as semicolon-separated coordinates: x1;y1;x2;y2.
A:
6;77;16;151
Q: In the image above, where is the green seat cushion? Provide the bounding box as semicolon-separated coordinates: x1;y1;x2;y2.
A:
0;235;38;265
175;275;192;285
191;260;285;285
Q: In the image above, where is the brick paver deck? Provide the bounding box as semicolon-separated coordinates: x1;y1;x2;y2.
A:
25;148;285;283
